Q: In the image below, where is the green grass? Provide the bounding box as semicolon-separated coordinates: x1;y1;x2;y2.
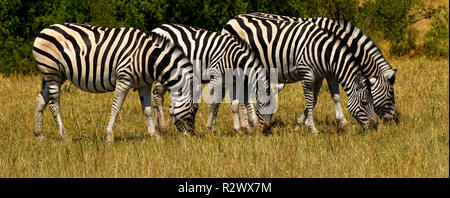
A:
0;57;448;177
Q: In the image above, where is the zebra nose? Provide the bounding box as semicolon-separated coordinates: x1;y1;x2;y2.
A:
393;111;400;124
262;122;271;135
369;119;377;130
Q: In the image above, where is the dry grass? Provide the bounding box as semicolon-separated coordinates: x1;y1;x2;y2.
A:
0;57;448;177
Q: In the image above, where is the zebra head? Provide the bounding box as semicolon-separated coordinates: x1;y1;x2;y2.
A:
255;80;284;134
347;72;378;130
370;68;398;123
165;60;198;135
147;33;198;135
168;78;198;135
170;101;198;135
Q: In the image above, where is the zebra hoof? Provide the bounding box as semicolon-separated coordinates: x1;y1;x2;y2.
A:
297;114;306;125
234;129;244;135
207;127;216;135
339;119;349;127
245;127;254;134
310;128;320;134
160;128;168;135
36;134;45;141
105;133;114;142
250;122;261;127
153;134;162;142
58;128;68;142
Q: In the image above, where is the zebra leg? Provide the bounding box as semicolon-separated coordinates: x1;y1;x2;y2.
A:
47;81;67;140
230;79;251;134
152;82;167;134
206;79;225;134
300;78;319;134
239;103;253;134
239;88;253;133
206;102;220;134
105;79;132;142
296;79;323;131
246;102;260;127
296;84;307;126
139;87;159;140
326;76;348;126
33;81;50;140
230;100;243;134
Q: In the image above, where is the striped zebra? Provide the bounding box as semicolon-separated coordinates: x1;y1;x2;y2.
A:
32;23;197;141
222;15;378;132
151;23;275;134
237;12;399;125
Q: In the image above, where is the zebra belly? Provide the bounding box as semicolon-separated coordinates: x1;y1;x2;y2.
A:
64;73;117;93
276;65;307;83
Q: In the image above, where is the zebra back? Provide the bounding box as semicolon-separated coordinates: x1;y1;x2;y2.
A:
33;23;147;93
246;12;395;76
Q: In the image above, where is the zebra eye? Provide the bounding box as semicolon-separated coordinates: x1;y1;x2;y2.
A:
361;99;368;106
178;89;182;96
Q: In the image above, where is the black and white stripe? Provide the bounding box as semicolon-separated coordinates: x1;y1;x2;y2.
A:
222;15;378;132
32;23;196;141
151;23;273;133
247;12;398;122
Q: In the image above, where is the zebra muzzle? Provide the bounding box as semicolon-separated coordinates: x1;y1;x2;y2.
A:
262;122;271;135
368;119;377;130
393;111;400;124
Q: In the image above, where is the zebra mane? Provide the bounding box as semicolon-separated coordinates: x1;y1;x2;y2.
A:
147;32;173;50
311;17;390;67
231;34;252;53
146;32;192;84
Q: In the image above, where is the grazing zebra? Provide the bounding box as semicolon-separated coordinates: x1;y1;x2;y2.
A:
235;12;399;125
222;15;378;132
151;23;275;134
32;23;197;141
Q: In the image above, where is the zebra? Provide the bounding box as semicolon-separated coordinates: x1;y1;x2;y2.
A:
222;15;378;132
32;23;197;141
150;23;276;134
234;12;399;126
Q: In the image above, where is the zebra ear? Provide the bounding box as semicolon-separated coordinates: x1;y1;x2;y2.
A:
354;72;366;89
384;68;397;84
355;72;363;83
369;77;376;85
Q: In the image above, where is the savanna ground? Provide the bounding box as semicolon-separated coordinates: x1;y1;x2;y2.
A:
0;57;448;177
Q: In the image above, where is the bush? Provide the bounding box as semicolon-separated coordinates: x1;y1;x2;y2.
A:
423;5;449;58
0;0;447;74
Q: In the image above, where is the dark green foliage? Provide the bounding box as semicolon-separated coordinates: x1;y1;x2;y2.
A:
0;0;447;74
356;0;446;56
